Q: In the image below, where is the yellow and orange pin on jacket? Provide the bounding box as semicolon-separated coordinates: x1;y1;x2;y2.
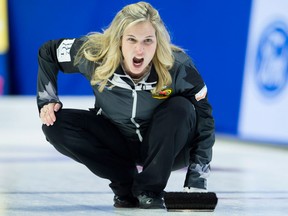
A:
152;87;173;99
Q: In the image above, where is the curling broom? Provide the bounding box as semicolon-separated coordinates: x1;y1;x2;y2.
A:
164;191;218;212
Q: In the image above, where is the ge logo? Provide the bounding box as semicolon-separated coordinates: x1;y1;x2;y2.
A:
255;21;288;97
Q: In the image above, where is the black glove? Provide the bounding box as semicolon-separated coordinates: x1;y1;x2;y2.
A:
184;163;210;190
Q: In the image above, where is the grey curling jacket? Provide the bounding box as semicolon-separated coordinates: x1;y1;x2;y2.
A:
37;37;215;176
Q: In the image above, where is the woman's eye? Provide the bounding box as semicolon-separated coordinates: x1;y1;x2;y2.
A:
127;38;136;42
144;39;153;44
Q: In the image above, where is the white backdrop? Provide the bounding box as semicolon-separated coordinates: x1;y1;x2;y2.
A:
239;0;288;144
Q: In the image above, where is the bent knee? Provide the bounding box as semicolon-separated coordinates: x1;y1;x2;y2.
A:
165;96;196;119
42;123;59;143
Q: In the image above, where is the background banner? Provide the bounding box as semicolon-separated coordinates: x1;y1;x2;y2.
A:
239;0;288;144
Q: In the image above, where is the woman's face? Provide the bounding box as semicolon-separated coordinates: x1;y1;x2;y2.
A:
121;21;157;78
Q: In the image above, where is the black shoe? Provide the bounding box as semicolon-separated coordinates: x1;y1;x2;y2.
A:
137;192;165;209
113;195;139;208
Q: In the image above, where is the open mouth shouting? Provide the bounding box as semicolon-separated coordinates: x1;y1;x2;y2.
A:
133;57;144;68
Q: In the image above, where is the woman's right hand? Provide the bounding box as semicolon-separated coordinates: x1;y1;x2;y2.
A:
40;103;62;126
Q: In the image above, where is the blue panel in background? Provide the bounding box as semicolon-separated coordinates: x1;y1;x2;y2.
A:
0;54;9;94
6;0;252;136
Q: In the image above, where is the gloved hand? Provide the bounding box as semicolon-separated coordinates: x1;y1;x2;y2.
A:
184;163;210;191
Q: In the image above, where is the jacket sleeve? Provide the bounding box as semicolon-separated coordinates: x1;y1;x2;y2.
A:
175;55;215;189
36;38;85;111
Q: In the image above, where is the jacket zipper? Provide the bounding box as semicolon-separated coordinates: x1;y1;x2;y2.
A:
131;89;143;142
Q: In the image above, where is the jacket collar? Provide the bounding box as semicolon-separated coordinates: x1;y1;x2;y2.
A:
109;64;158;90
114;64;158;81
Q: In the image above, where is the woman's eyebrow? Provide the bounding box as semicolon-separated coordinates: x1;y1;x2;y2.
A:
124;35;155;38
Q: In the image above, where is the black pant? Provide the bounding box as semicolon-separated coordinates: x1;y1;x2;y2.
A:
42;96;196;197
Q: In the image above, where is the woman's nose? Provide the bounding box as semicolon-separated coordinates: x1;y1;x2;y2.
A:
135;43;144;54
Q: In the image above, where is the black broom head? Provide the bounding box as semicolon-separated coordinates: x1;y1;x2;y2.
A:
164;192;218;212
